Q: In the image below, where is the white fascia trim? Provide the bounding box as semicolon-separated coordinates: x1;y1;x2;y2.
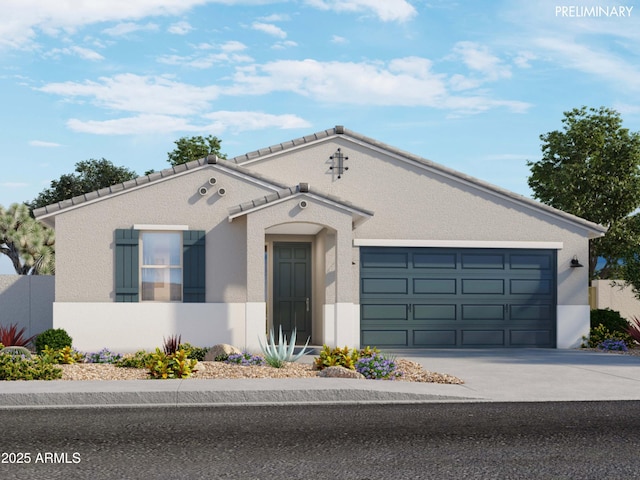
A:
353;239;564;249
133;224;189;231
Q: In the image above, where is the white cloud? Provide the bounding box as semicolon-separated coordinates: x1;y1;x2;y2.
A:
0;0;207;49
29;140;63;147
331;35;348;44
44;45;104;61
220;40;248;52
305;0;417;22
168;21;193;35
259;13;290;22
39;74;220;116
227;57;529;114
102;22;159;36
451;41;512;81
66;111;310;135
202;111;312;131
251;22;287;38
534;37;640;92
272;40;297;49
513;51;536;68
67;114;196;135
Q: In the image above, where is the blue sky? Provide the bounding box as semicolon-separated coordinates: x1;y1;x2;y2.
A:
0;0;639;273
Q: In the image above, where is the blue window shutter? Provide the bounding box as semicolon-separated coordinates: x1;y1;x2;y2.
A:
183;230;206;303
115;229;139;302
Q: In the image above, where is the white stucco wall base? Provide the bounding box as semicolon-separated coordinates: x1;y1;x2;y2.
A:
245;302;267;351
557;305;590;348
53;303;264;353
321;303;359;348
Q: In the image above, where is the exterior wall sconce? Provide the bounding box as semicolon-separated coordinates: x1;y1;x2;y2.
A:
570;255;583;268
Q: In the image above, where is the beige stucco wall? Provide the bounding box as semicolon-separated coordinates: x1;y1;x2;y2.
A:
53;165;278;303
242;136;593;306
593;280;640;321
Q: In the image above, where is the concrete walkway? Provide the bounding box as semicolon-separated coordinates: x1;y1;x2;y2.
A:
1;349;639;408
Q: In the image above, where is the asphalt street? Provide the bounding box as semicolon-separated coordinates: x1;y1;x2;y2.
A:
2;402;640;479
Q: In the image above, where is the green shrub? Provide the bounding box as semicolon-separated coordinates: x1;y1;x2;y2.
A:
40;346;85;364
590;309;629;334
35;328;72;354
582;324;632;348
0;353;62;380
314;345;383;371
180;343;208;362
116;350;153;369
146;348;197;379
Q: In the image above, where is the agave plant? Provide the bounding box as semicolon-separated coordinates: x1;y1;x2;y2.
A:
258;325;310;368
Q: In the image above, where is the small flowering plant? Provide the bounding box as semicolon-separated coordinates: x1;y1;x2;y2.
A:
355;352;403;380
85;348;123;364
597;339;628;352
225;352;265;366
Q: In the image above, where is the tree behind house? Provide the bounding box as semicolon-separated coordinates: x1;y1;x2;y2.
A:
167;135;227;166
527;106;640;280
0;203;54;275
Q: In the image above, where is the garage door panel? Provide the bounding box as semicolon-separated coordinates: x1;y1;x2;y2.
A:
361;304;408;321
462;254;505;269
361;278;408;294
361;330;408;347
462;330;506;346
361;252;408;269
510;330;552;346
413;330;457;346
413;253;457;269
413;278;456;294
510;304;552;320
511;254;552;270
413;304;457;320
462;304;505;320
510;279;552;295
462;279;504;295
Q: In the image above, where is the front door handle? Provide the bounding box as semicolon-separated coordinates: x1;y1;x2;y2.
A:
306;298;310;312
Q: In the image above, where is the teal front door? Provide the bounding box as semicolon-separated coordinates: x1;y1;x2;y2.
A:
273;242;312;343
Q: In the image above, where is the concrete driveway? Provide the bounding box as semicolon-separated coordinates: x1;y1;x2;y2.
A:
396;348;640;402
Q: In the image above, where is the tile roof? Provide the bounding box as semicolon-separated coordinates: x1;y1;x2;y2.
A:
33;125;606;236
228;183;374;220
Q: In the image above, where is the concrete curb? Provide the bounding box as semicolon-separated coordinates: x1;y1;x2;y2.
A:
0;378;482;408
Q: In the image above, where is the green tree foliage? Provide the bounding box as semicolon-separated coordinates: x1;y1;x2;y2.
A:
30;158;137;210
0;203;55;275
527;106;640;279
167;135;226;166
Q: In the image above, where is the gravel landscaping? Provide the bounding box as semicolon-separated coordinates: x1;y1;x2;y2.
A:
58;359;465;384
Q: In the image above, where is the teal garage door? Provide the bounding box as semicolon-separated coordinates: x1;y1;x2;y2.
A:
360;247;557;348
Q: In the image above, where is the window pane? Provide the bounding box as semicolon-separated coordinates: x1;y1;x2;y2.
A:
142;232;181;266
142;268;182;302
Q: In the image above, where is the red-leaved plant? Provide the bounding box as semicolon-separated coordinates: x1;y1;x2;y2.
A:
162;334;182;355
626;317;640;344
0;323;36;347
